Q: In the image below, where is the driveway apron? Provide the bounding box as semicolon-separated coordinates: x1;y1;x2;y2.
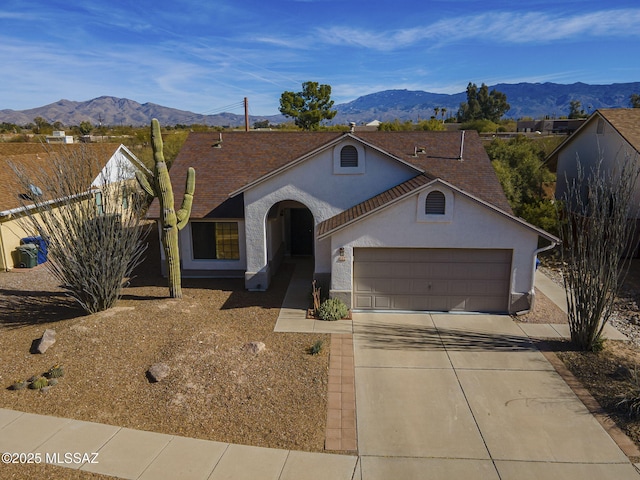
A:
353;312;640;480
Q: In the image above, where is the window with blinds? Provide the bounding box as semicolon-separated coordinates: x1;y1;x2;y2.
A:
191;222;239;260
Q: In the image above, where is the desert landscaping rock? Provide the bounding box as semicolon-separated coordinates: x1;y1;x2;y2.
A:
243;341;266;354
36;328;56;354
147;363;170;383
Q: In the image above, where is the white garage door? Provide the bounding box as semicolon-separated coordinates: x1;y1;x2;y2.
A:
353;248;512;312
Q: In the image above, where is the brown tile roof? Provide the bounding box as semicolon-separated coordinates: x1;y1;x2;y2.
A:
355;130;511;212
597;108;640;154
317;174;434;236
0;143;121;212
149;130;512;219
148;132;342;218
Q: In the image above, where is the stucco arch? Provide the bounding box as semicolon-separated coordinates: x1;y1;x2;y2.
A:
245;194;320;290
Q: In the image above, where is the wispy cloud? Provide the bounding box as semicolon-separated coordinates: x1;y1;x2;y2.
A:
314;8;640;51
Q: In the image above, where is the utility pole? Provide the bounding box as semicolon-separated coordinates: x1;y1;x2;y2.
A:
244;97;249;132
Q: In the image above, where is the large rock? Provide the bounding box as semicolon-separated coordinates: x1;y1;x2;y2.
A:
36;329;56;354
243;341;266;354
147;363;170;383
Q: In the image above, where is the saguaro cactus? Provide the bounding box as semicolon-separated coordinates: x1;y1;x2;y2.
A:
136;119;195;298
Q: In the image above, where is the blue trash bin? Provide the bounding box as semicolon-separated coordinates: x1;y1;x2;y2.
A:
21;236;49;264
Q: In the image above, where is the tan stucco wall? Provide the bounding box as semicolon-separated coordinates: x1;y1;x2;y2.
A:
0;216;42;270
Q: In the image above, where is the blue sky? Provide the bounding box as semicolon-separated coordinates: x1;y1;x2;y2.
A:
2;0;640;116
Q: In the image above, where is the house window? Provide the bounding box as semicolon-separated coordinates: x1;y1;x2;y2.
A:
340;146;358;167
95;191;104;215
191;222;239;260
425;191;446;215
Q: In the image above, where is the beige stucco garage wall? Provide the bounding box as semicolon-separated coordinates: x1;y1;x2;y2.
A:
325;183;542;313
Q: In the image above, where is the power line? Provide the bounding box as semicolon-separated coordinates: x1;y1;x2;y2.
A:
200;101;245;116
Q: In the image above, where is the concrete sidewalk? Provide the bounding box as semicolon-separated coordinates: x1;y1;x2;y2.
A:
0;409;358;479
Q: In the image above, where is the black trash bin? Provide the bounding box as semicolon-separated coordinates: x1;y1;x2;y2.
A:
20;236;48;264
17;244;38;268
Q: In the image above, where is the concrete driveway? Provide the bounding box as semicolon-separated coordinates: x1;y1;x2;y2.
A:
352;312;640;480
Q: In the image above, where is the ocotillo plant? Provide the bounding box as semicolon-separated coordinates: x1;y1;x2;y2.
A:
136;118;195;298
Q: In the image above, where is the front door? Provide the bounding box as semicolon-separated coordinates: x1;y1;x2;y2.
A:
290;208;314;256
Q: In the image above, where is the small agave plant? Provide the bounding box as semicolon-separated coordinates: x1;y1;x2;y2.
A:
10;380;28;391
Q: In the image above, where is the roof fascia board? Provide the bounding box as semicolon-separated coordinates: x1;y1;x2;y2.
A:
117;144;151;174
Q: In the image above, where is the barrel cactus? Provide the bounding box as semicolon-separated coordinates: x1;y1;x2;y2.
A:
136;119;195;298
29;377;49;390
45;365;64;379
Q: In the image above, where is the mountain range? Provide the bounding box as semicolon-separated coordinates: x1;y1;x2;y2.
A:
1;82;639;127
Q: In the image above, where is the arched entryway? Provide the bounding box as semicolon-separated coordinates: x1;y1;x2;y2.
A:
266;201;315;267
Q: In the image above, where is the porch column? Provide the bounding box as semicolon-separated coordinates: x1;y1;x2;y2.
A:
244;202;270;290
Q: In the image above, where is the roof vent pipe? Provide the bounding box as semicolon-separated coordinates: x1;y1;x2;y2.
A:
458;130;465;161
349;122;356;133
213;132;223;148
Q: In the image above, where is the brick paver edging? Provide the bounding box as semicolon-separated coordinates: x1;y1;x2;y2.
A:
537;341;640;460
325;334;357;452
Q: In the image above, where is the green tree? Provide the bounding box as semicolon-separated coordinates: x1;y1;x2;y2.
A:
568;100;587;119
457;83;510;123
33;116;51;134
417;119;446;131
79;121;93;135
485;135;555;219
253;119;271;129
378;119;414;131
279;81;337;130
630;93;640;108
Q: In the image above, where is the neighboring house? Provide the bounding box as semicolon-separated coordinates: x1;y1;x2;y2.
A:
552;108;640;190
0;143;146;271
516;119;585;137
551;108;640;256
148;130;558;314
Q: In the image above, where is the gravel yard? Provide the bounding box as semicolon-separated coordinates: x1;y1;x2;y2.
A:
0;243;330;457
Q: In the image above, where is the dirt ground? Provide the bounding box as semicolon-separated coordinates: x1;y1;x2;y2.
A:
0;238;330;479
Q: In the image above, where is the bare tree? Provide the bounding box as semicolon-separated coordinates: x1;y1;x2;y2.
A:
11;145;149;314
559;152;639;351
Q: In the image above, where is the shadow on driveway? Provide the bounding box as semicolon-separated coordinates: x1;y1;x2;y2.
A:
356;321;540;352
